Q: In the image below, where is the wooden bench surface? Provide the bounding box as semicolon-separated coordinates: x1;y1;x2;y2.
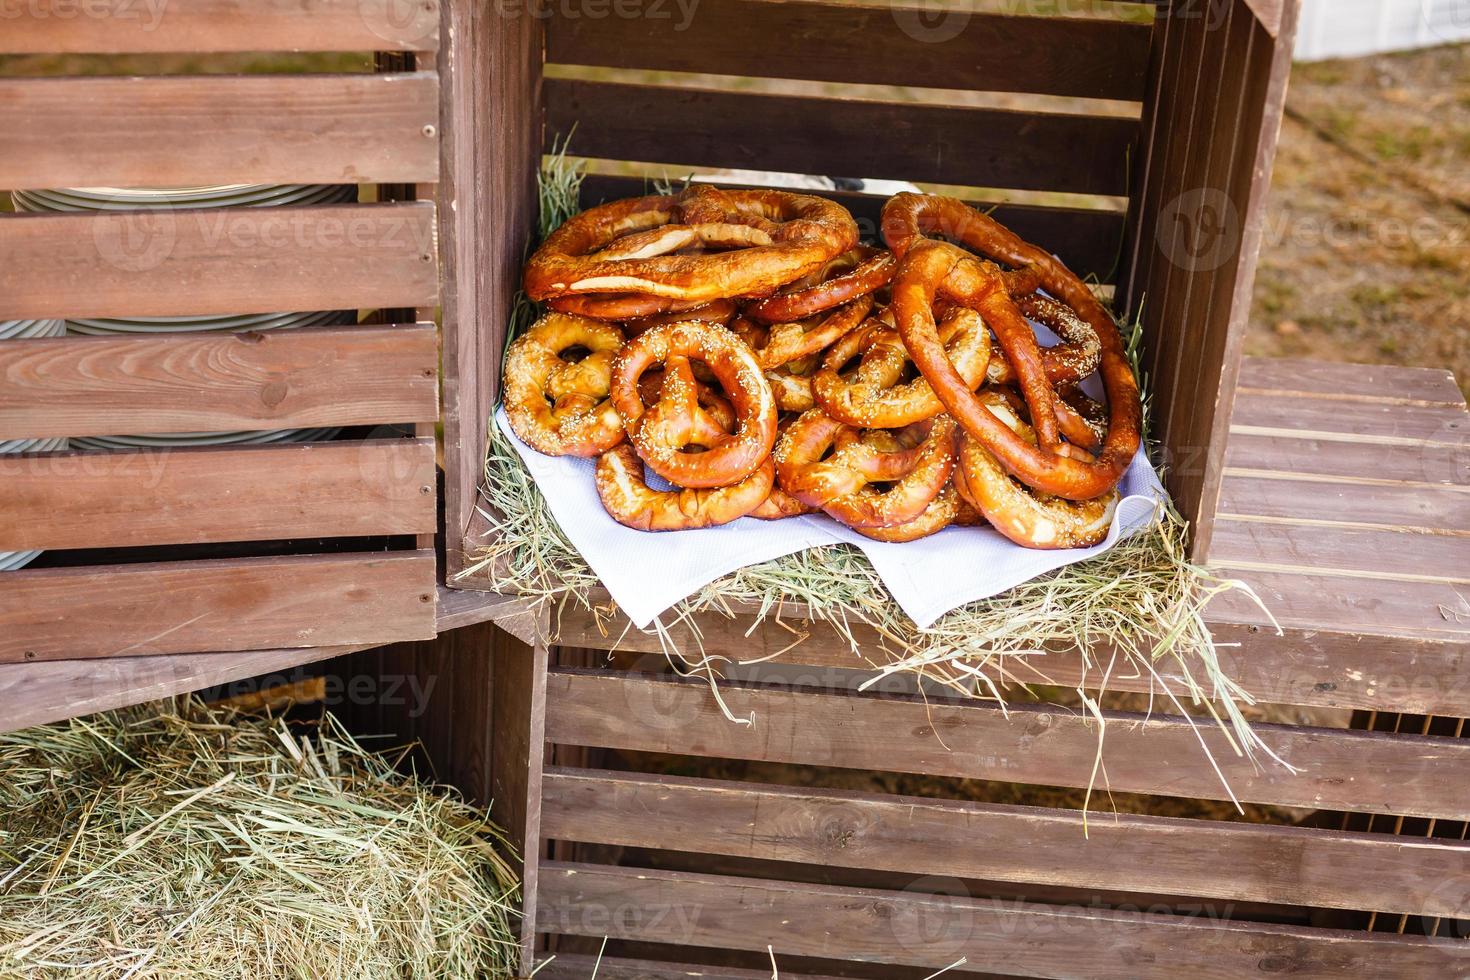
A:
1206;356;1468;645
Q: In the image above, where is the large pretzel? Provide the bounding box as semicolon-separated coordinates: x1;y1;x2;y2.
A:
503;313;626;457
525;184;858;304
745;246;896;323
883;197;1141;500
812;306;989;428
597;444;774;531
775;411;956;529
955;391;1119;549
731;294;872;370
852;483;976;542
610;321;777;488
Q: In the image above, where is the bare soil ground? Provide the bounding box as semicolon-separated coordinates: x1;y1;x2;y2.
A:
1248;44;1470;397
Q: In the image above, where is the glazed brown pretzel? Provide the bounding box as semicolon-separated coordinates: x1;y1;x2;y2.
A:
812;305;989;428
886;231;1141;500
525;184;858;304
610;321;777;488
503;313;626;457
745;246;896;323
597;444;774;531
775;410;956;529
732;294;872;370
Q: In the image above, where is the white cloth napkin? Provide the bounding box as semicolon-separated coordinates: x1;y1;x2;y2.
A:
497;410;1165;629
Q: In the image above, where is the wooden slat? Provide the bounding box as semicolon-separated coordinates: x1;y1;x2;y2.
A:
1209;520;1468;583
1206;568;1470;643
0;0;439;54
0;73;438;188
543;768;1470;917
547;0;1151;102
0;643;364;734
1230;393;1468;442
533;956;852;980
1240;355;1466;406
538;863;1459;979
579;174;1126;284
1216;471;1470;532
545;669;1470;819
0;439;435;551
546;79;1136;196
0;203;438;320
0;324;437;439
0;551;435;662
1224;430;1469;487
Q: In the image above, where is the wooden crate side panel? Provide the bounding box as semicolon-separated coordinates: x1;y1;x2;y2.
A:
0;0;440;54
0;552;436;662
546;79;1137;196
547;0;1153;101
0;74;438;188
1;439;436;551
0;324;438;439
1;203;438;320
439;0;541;576
538;863;1458;979
541;768;1470;918
544;670;1470;820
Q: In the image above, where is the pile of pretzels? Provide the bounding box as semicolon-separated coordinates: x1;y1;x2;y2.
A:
504;185;1142;549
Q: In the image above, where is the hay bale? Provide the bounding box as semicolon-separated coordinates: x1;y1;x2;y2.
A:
0;699;519;979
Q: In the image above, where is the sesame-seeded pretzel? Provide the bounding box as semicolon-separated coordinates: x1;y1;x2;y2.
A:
812;306;990;428
502;313;626;457
525;184;858;305
610;321;777;488
731;293;872;370
850;483;974;542
775;411;957;529
596;444;774;531
745;246;896;323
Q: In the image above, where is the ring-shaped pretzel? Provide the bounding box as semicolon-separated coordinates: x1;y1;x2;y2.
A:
775;410;957;528
956;390;1119;549
503;313;626;457
549;292;721;322
732;294;872;370
812;306;990;428
597;444;774;531
611;321;777;488
621;298;739;336
745;246;896;323
766;352;820;413
525;184;858;303
888;236;1141;500
851;483;967;542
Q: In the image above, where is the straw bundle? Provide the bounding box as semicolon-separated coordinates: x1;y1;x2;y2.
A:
0;700;519;980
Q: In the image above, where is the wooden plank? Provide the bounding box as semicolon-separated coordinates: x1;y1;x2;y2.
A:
1243;0;1285;36
544;669;1470;819
0;0;440;54
0;324;438;440
0;203;438;320
538;863;1460;979
0;73;438;188
0;643;364;734
546;79;1136;196
491;631;551;976
1208;519;1469;583
1239;355;1466;406
439;1;540;580
1230;393;1468;442
533;956;853;980
579;174;1126;285
0;551;436;662
547;0;1151;102
1224;430;1469;487
1216;471;1470;532
542;768;1470;918
0;439;436;551
1205;568;1470;643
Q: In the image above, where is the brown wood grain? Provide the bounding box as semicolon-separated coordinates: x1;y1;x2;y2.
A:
0;73;438;188
579;174;1127;284
1230;393;1468;442
545;78;1137;196
537;862;1459;979
1239;355;1466;406
1208;519;1468;583
542;768;1470;918
1215;470;1470;531
547;0;1151;101
1224;430;1469;487
1;439;436;551
544;669;1470;819
0;0;440;53
1;203;438;320
0;551;436;662
532;956;853;980
0;324;437;439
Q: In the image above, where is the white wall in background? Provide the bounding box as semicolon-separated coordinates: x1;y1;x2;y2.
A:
1295;0;1470;60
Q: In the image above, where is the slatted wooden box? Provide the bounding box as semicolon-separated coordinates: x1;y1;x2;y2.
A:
415;0;1470;976
0;11;446;664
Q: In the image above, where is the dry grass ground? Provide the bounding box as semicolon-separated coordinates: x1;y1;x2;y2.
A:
1247;43;1470;396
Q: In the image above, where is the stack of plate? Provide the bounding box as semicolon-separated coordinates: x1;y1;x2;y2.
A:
0;318;68;569
12;184;356;449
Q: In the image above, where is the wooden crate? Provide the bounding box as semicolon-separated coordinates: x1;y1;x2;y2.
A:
0;7;445;664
